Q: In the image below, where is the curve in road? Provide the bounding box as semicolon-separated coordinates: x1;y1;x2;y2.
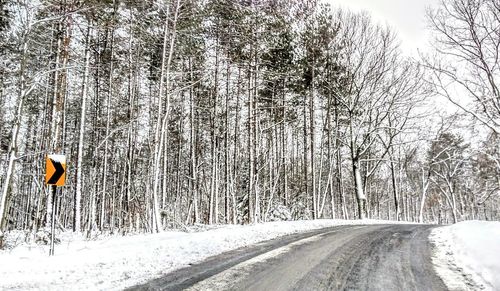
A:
130;224;446;291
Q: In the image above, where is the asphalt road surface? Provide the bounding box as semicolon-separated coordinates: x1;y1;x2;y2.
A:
130;224;447;291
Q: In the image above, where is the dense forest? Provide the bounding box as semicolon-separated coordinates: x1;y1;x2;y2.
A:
0;0;498;242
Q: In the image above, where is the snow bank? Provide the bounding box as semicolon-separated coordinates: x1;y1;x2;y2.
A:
430;220;500;290
0;219;407;290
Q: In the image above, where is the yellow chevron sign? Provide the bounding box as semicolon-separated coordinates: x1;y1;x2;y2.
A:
46;155;66;186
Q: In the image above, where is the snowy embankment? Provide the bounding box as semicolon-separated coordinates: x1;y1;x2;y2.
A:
1;219;403;290
430;221;500;291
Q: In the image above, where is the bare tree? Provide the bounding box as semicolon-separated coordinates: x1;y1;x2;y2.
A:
151;0;181;232
427;0;500;133
336;12;420;219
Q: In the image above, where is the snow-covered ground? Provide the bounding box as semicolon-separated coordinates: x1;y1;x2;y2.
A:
0;219;406;290
430;221;500;291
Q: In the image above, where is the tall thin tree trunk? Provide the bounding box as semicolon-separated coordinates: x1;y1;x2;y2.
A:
100;27;114;231
281;82;288;207
310;63;317;219
74;25;91;232
151;0;180;232
253;58;260;222
224;60;230;224
0;38;29;234
247;65;254;223
232;67;241;224
189;58;199;224
209;37;219;225
335;101;347;219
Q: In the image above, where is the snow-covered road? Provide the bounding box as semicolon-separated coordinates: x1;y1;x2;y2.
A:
131;224;445;290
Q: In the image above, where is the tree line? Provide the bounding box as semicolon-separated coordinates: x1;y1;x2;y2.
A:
0;0;498;243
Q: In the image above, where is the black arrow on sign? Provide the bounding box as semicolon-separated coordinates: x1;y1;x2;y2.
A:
48;159;65;185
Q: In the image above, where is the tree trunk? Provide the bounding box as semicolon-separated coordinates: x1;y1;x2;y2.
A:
418;168;430;223
100;26;115;231
74;25;91;232
224;60;230;224
189;57;199;224
247;65;254;223
352;158;366;219
151;0;180;232
0;34;30;233
310;64;317;219
209;36;219;225
389;151;400;221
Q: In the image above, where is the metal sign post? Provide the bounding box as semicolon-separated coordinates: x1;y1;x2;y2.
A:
45;154;66;256
49;185;56;256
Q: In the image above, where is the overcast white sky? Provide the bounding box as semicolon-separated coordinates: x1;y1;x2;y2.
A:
327;0;440;56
